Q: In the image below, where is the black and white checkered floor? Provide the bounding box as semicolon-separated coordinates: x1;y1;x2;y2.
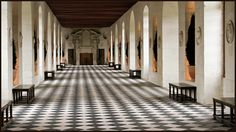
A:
4;65;232;131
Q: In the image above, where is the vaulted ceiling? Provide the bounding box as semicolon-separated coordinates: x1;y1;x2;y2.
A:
46;0;141;28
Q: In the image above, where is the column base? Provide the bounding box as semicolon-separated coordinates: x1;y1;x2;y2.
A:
129;69;141;79
60;63;66;68
108;62;114;67
114;64;121;70
56;65;63;71
44;70;55;80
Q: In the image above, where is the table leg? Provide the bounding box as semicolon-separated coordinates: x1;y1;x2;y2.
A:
13;91;16;104
1;111;3;127
173;86;175;100
169;84;171;98
20;91;22;99
180;89;183;102
27;91;29;104
15;92;18;103
213;99;216;119
176;87;179;101
221;103;224;121
194;88;196;101
6;107;8;122
189;90;192;101
10;103;12;118
230;107;233;123
29;88;32;101
33;87;35;97
185;89;187;100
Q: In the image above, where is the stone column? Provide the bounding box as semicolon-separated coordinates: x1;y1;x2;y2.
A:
162;2;179;87
121;23;126;70
1;1;13;100
53;20;57;70
57;25;60;64
22;1;34;84
115;25;119;64
38;4;44;81
59;26;65;63
110;30;113;62
47;12;52;71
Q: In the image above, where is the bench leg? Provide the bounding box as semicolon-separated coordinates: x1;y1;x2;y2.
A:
10;103;13;118
169;84;171;98
1;111;3;127
230;107;233;123
213;99;216;119
6;107;8;122
27;91;29;104
173;87;175;100
13;92;16;104
176;87;179;101
221;103;224;121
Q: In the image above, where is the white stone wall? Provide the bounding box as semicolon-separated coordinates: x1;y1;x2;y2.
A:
223;2;235;97
110;1;235;105
1;2;13;100
110;1;167;86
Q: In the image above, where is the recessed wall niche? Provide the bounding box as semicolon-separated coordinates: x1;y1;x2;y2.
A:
137;37;141;68
152;17;158;72
137;22;141;69
125;40;129;66
12;39;20;86
119;42;121;64
12;3;21;86
185;1;195;81
108;47;111;62
44;40;48;69
112;42;115;61
33;31;38;75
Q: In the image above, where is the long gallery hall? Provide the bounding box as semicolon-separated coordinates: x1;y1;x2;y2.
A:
1;0;235;131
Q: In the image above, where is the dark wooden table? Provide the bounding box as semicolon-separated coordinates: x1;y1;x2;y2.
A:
108;62;114;67
114;64;121;70
44;70;55;80
12;85;35;104
129;69;141;79
213;97;235;126
169;83;196;102
1;100;13;127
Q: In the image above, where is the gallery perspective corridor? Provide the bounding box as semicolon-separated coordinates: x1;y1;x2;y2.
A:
4;65;231;131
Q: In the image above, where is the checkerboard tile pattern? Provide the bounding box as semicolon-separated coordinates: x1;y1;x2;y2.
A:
4;65;232;131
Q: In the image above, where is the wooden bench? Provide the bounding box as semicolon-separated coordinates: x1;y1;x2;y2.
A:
44;70;55;80
56;64;63;71
114;64;121;70
108;62;114;67
129;69;141;79
1;100;13;127
213;97;235;126
169;83;196;102
12;84;35;104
